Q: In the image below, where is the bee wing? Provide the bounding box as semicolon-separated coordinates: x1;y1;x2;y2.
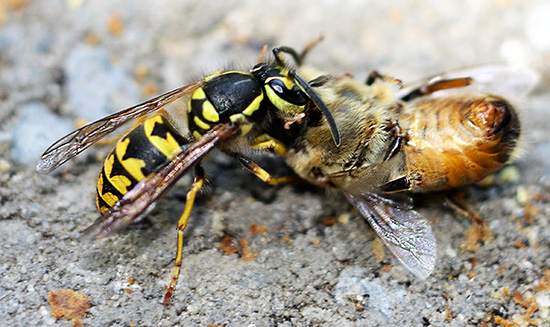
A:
398;65;539;101
344;192;436;279
80;120;241;241
37;81;203;174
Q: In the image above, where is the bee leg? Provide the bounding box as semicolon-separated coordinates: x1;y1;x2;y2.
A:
444;191;492;251
379;175;411;193
163;165;205;305
400;77;473;102
443;191;485;226
365;70;403;87
233;154;296;185
256;44;269;64
273;36;324;66
250;133;288;156
382;122;404;161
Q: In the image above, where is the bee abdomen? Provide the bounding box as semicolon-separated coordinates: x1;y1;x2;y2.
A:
402;94;520;191
96;116;188;214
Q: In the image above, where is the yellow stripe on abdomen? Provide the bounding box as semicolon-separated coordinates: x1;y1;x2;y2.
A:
143;116;184;159
116;137;147;181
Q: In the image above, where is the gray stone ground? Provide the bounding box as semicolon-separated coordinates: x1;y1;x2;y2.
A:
1;0;550;326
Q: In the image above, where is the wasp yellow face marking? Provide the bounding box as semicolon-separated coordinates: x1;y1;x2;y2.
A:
144;116;183;159
116;137;146;181
264;77;305;115
242;92;264;117
201;101;219;123
192;130;202;140
193;116;211;131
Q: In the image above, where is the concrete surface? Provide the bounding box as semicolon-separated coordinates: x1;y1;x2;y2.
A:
1;0;549;326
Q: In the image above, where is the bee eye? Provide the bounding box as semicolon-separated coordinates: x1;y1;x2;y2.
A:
268;79;307;105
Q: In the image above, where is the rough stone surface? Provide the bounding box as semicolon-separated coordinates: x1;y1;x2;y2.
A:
1;1;549;326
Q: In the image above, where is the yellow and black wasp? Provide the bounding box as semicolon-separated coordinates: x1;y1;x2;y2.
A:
38;42;341;304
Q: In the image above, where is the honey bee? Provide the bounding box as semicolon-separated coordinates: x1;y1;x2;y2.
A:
37;41;537;303
282;65;537;278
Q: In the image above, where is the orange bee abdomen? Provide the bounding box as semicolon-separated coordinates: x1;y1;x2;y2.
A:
401;94;520;191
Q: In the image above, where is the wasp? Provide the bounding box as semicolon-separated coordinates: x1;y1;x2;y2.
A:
38;41;537;303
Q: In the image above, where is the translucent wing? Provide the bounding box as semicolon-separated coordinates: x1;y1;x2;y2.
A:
345;192;435;278
80;120;242;241
398;65;539;101
37;81;203;173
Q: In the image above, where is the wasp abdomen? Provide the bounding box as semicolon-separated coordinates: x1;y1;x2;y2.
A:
96;116;188;213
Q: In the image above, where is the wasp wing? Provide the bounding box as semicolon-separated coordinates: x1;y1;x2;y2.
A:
344;192;435;279
37;81;203;173
398;65;539;101
80;120;241;241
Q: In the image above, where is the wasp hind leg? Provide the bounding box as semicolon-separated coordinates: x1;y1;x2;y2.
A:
163;165;205;305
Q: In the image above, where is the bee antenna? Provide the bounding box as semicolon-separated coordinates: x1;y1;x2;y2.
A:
289;69;341;146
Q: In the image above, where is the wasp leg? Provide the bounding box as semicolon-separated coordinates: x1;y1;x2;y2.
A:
163;165;205;305
365;70;403;87
250;133;289;157
273;36;324;66
400;77;472;102
233;154;295;185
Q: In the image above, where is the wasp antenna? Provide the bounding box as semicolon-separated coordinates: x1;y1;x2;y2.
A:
275;46;303;66
289;69;341;146
274;37;324;67
272;47;286;66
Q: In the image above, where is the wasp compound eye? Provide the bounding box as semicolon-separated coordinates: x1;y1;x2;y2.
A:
268;78;307;106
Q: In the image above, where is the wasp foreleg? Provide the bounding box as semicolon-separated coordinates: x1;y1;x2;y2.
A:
233;154;295;186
